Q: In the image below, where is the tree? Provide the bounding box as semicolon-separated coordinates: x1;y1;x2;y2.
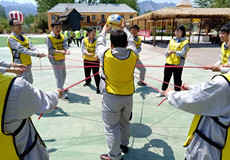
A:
33;12;48;32
0;5;6;19
24;14;35;26
99;0;116;3
99;0;139;12
194;0;230;8
77;0;97;3
194;0;213;8
35;0;75;12
117;0;139;12
210;0;230;7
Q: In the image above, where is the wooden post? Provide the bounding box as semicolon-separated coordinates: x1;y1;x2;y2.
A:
198;18;203;43
189;18;193;43
171;18;175;39
161;19;163;41
153;18;157;47
144;19;146;43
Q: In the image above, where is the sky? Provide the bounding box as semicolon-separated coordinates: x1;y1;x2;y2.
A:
1;0;195;6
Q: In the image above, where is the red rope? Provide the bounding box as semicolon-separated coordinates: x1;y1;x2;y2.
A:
47;55;100;65
136;64;208;69
38;71;102;120
134;72;182;90
62;71;102;92
137;54;163;62
157;98;167;106
26;65;101;71
134;75;167;106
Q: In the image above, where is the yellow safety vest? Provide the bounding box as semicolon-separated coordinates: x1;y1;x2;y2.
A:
0;75;46;160
48;34;65;61
75;31;80;38
221;42;230;65
83;30;87;38
166;39;189;65
83;37;97;61
184;73;230;160
0;75;19;160
134;36;141;59
8;35;31;66
64;31;68;39
96;30;99;37
103;49;137;95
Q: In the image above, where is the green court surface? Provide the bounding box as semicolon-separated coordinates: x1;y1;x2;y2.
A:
0;36;46;47
1;39;217;160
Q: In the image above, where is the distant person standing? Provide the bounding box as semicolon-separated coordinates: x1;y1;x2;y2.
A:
8;18;46;84
75;30;81;47
70;30;76;44
80;29;84;43
130;25;146;86
64;29;71;47
96;28;100;37
46;21;71;100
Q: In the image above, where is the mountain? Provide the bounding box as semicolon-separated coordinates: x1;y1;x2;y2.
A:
0;0;37;16
138;0;176;14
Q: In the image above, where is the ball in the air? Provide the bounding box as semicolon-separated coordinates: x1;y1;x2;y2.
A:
107;14;122;28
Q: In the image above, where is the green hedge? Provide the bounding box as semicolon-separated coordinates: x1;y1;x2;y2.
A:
0;37;46;47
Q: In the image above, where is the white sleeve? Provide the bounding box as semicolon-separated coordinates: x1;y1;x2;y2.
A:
221;67;230;74
7;77;59;119
124;28;137;54
167;76;230;116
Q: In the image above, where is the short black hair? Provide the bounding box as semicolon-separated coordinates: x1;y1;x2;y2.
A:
220;21;230;34
110;30;127;48
130;25;139;31
175;25;186;37
87;28;95;35
51;21;61;27
9;18;17;26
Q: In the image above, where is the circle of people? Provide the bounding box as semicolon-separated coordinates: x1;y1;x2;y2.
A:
1;18;230;160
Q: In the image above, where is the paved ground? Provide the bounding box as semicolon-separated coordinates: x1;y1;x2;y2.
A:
1;38;220;160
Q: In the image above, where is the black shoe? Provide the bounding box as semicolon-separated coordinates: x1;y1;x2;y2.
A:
137;81;147;86
83;82;91;87
96;88;100;94
120;145;128;153
100;154;124;160
129;112;132;121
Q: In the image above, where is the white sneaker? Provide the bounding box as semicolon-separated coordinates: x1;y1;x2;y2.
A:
155;92;165;98
62;94;69;101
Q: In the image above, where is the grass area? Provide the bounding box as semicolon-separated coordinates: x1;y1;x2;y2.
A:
0;36;46;47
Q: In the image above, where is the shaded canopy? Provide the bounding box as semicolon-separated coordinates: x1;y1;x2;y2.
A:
127;7;230;22
126;7;230;46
